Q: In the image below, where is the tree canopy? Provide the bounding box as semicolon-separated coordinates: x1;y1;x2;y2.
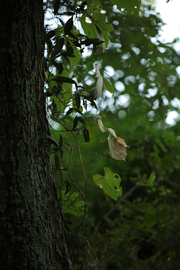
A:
44;0;180;269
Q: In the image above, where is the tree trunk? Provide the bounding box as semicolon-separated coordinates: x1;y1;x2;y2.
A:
0;1;73;269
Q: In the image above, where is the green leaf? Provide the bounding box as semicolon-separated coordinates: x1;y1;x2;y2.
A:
52;76;77;88
66;108;74;115
73;108;83;115
77;117;85;125
83;128;90;142
49;60;63;75
64;17;73;35
46;135;59;147
75;92;80;109
55;153;60;170
51;38;64;58
81;38;104;46
54;0;61;15
73;116;79;130
51;147;62;153
66;220;73;225
110;0;141;15
65;41;74;57
93;167;122;201
103;77;114;95
135;203;156;215
59;135;63;148
143;215;157;228
64;180;71;195
87;0;92;12
45;91;53;97
90;12;114;46
84;95;98;109
69;48;81;68
80;15;97;39
57;62;63;74
147;172;156;186
62;192;85;216
45;30;55;42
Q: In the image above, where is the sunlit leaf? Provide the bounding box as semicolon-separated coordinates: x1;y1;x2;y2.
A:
93;167;122;201
80;14;97;39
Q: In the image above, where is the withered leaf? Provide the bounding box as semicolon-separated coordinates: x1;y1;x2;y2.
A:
95;64;103;99
97;115;107;132
97;116;130;161
107;128;129;161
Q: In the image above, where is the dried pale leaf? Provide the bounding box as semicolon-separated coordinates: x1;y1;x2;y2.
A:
107;128;129;161
95;64;103;98
97;118;129;161
97;115;107;132
95;64;101;77
117;137;129;148
108;128;117;137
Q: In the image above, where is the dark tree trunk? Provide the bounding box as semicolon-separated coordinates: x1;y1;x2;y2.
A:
0;1;73;269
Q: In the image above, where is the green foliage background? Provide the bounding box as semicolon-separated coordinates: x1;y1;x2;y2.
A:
44;0;180;269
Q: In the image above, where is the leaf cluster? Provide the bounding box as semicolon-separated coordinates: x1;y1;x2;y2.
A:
44;1;180;269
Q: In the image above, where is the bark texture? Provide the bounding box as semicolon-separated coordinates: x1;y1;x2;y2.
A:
0;1;73;269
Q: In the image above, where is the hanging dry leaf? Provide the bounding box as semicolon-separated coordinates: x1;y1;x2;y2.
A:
97;116;130;161
94;64;103;99
97;115;107;132
107;128;129;161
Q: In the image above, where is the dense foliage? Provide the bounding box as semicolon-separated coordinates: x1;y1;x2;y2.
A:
44;0;180;269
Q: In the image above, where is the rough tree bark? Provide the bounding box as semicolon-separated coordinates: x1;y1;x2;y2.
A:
0;1;74;269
